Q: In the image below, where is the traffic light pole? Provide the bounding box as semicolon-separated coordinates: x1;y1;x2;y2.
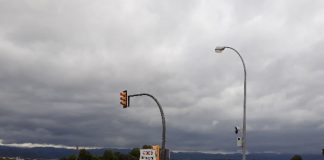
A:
128;93;166;160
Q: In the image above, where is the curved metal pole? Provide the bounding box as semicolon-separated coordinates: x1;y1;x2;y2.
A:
224;47;247;160
128;93;166;160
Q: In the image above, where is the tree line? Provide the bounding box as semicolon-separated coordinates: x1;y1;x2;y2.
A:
60;145;153;160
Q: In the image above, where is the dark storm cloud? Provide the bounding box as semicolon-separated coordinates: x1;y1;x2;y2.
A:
0;0;324;154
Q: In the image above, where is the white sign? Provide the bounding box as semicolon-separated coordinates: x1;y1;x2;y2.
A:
140;149;156;160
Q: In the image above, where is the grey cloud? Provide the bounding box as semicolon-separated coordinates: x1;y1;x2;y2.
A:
0;0;324;154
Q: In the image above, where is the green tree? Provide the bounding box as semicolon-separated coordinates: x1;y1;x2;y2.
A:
129;148;140;159
60;155;77;160
79;149;93;160
142;145;152;149
290;155;303;160
91;155;101;160
103;150;117;160
113;152;136;160
114;152;122;160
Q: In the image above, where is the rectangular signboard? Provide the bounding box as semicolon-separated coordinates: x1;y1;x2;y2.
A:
237;137;242;147
140;149;156;160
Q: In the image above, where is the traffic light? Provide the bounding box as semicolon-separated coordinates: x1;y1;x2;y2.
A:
120;90;128;108
235;126;240;134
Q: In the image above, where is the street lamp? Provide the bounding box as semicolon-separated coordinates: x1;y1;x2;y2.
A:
214;46;247;160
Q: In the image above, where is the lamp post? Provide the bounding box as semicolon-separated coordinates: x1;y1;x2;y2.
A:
214;46;247;160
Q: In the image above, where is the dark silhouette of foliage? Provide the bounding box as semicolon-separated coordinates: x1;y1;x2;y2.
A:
142;145;152;149
60;155;77;160
129;148;140;159
290;154;303;160
79;149;93;160
103;150;117;160
60;145;153;160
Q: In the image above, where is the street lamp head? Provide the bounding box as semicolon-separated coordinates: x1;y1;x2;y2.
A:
215;46;226;53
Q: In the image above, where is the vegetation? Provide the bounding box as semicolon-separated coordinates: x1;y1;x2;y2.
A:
142;145;152;149
61;145;152;160
0;158;15;160
290;155;303;160
129;148;140;159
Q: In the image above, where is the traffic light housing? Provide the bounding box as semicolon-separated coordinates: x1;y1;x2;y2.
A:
120;90;128;108
235;126;240;134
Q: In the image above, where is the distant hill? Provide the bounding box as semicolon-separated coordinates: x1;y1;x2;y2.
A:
0;146;323;160
172;152;324;160
0;146;130;159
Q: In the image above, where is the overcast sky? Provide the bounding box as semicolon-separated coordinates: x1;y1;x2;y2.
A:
1;0;324;154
